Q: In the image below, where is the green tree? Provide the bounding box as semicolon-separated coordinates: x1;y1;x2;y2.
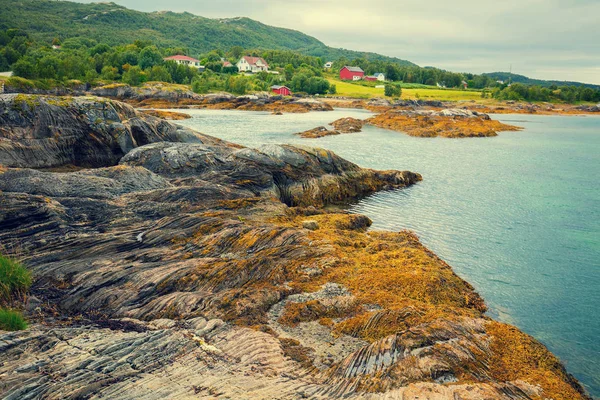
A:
122;65;145;86
12;59;36;79
139;46;163;69
229;46;244;60
385;84;402;98
100;65;119;81
148;65;171;82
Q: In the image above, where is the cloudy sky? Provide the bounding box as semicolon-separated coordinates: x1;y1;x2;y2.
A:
75;0;600;84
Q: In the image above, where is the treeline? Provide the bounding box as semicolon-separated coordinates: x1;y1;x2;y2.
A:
3;30;202;85
331;58;495;89
492;83;600;102
0;29;333;95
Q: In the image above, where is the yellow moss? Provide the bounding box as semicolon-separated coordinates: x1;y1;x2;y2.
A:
368;113;522;138
486;321;588;400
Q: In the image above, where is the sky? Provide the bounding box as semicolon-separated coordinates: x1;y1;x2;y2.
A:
73;0;600;84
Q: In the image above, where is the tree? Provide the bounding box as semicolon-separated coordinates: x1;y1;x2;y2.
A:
100;65;119;81
328;84;337;95
148;65;171;82
122;65;145;86
139;46;163;69
12;59;36;79
229;46;244;60
385;84;402;98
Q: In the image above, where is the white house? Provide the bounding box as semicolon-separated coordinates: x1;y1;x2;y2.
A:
164;55;204;69
374;72;385;82
236;56;269;73
324;61;333;69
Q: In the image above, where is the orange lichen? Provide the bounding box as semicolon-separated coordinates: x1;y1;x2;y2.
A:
367;113;522;138
486;321;588;400
140;109;192;120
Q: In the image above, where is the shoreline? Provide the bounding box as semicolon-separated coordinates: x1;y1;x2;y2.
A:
0;94;593;399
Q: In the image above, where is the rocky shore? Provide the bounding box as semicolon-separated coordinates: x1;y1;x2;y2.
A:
88;83;333;113
367;108;522;138
0;94;590;399
322;97;600;116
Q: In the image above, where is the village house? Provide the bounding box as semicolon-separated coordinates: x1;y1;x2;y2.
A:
237;56;269;73
374;72;385;81
339;66;364;81
364;76;378;81
271;85;291;96
163;55;204;69
324;61;333;69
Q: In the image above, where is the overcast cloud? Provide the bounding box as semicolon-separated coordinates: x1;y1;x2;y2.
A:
74;0;600;84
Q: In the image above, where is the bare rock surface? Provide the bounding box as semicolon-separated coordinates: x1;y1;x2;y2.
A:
0;95;589;400
0;94;205;168
330;117;365;133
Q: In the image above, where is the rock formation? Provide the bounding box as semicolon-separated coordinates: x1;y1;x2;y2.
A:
367;108;522;138
88;83;333;113
0;94;590;400
330;117;364;133
0;94;203;168
296;126;341;138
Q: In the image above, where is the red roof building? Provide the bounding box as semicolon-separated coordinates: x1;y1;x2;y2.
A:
271;85;291;96
163;55;203;68
364;76;378;81
340;66;365;81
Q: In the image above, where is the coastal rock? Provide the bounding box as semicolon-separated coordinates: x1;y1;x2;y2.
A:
140;109;192;120
367;108;522;138
302;220;320;230
0;94;205;168
89;83;334;113
0;95;589;400
296;126;340;138
330;117;364;133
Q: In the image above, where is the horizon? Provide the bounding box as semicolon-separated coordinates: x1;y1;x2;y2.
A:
67;0;600;85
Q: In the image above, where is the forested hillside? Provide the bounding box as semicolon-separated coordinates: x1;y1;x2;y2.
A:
0;0;415;67
483;72;600;90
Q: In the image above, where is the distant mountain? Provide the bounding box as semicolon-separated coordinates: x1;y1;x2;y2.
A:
483;72;600;90
0;0;416;66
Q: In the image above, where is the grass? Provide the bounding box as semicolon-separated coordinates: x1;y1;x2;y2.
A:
326;77;483;101
0;308;28;331
0;254;32;305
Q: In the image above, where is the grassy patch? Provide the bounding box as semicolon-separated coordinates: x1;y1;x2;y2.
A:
326;77;483;101
0;254;32;305
0;308;28;331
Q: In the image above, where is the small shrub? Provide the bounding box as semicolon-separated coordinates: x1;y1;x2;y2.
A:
0;308;27;331
384;84;402;98
0;254;32;304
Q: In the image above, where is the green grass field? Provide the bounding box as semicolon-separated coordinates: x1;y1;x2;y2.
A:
326;77;483;101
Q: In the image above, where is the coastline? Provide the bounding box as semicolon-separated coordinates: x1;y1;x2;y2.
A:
0;94;593;399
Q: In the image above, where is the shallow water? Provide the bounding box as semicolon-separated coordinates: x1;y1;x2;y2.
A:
176;108;600;397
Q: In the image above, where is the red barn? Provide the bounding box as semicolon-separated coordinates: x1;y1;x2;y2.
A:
364;76;378;81
340;66;364;81
271;85;292;96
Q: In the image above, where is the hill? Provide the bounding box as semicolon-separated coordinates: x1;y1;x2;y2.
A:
0;0;416;67
483;72;600;90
